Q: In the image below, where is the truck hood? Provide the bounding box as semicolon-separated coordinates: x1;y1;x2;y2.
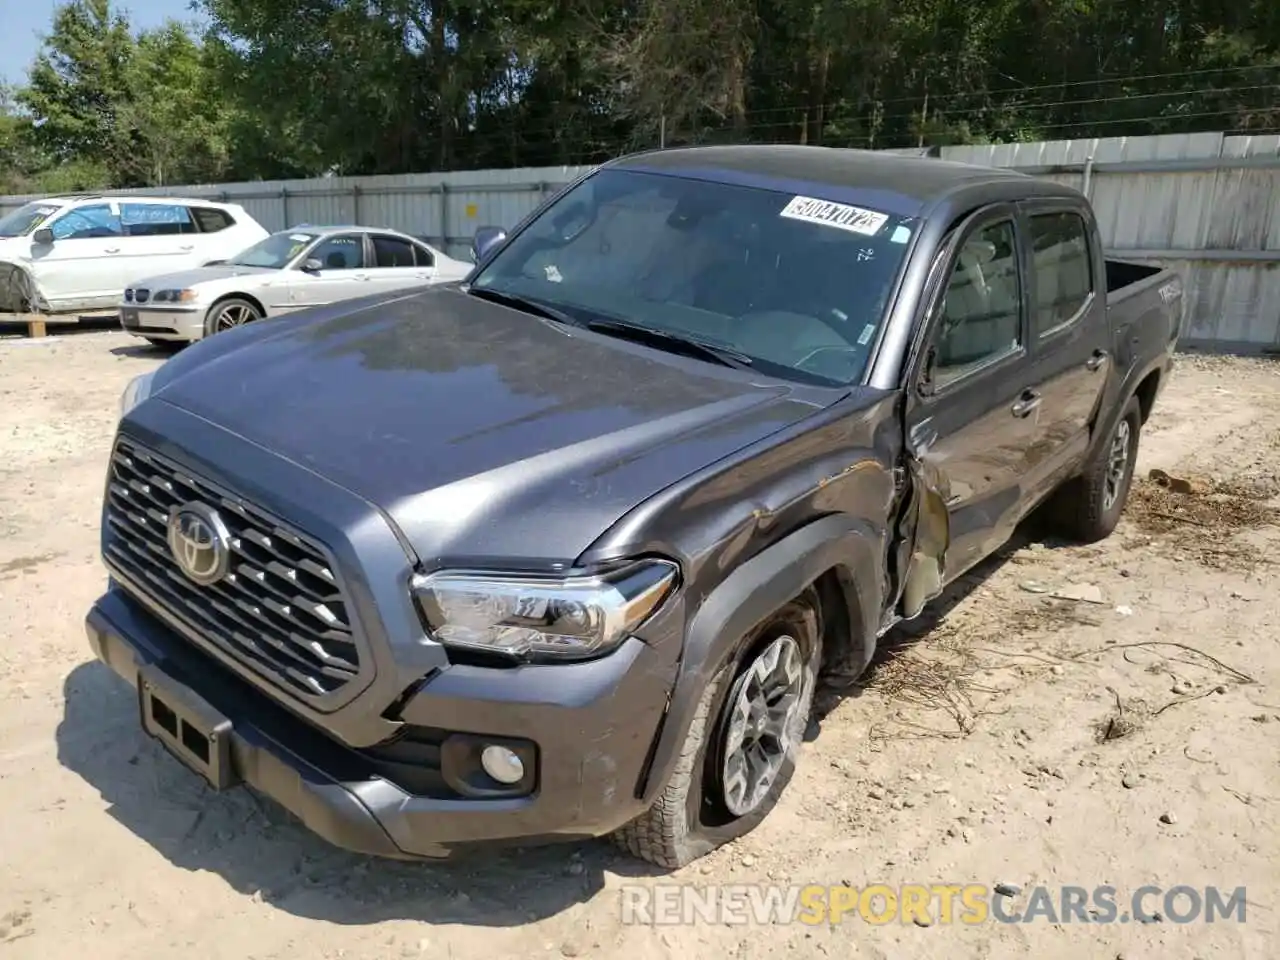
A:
149;286;835;566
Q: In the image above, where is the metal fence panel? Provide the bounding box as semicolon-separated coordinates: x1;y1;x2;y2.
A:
2;136;1277;349
0;165;593;259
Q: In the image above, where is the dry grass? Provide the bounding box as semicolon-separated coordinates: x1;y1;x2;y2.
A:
1124;475;1279;570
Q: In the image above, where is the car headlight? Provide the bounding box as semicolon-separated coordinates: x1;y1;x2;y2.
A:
119;370;157;418
153;288;199;303
411;559;678;661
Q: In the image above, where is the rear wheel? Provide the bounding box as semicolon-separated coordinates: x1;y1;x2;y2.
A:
613;590;821;868
203;297;261;337
1050;396;1142;543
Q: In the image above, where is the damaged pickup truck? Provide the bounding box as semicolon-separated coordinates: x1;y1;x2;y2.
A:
86;145;1183;868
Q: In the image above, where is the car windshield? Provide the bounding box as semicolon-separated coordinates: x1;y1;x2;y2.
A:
227;231;318;268
0;201;62;238
468;167;916;386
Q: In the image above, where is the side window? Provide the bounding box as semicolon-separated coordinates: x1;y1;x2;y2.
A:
932;219;1022;387
49;204;122;240
1028;211;1093;335
120;203;196;236
370;234;416;268
307;234;365;270
190;207;235;233
413;242;435;268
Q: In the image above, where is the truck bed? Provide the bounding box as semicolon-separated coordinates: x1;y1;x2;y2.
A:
1105;256;1184;352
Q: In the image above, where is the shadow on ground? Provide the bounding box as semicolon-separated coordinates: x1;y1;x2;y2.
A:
55;516;1068;925
55;659;660;927
109;339;184;359
810;517;1073;725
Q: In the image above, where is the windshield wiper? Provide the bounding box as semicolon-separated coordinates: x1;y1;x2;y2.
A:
466;286;582;328
585;318;754;370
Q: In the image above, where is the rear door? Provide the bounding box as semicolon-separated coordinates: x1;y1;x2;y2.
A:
1016;201;1111;502
899;203;1038;598
286;232;372;309
118;202;200;285
366;232;433;295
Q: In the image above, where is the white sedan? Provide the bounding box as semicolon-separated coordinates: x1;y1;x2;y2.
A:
117;225;474;344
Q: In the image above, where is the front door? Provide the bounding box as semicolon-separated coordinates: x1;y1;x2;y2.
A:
286;232;372;310
900;205;1038;596
28;202;126;310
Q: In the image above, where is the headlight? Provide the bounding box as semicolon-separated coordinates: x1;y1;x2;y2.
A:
412;559;678;661
119;370;156;418
153;288;199;303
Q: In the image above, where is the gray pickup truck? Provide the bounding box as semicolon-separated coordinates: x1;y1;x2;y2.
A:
86;145;1182;868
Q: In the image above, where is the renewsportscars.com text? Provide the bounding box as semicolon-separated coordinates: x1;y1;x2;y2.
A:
620;883;1248;926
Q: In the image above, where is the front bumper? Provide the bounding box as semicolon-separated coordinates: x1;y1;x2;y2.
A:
86;585;675;859
118;304;205;341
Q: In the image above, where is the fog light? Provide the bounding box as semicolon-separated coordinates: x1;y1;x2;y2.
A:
480;745;524;784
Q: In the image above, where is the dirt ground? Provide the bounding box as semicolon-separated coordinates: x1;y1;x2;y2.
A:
1;327;1276;959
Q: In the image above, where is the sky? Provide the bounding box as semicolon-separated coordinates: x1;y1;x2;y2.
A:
1;0;204;86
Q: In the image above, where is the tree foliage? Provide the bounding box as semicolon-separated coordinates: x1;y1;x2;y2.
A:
2;0;1278;192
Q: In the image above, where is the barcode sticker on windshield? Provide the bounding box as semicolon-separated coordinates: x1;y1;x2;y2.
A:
779;196;889;236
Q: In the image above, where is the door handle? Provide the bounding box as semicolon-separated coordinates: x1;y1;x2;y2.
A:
1085;349;1108;371
1011;390;1041;418
179;244;194;251
104;247;120;254
355;273;370;281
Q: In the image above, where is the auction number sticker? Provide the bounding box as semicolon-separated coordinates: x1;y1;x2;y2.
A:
780;195;888;236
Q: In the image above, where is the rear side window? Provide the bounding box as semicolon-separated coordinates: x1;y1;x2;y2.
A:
1028;211;1094;336
413;242;435;267
190;207;236;233
371;234;416;267
121;203;196;236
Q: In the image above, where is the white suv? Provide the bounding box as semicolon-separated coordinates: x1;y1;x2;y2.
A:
0;195;268;315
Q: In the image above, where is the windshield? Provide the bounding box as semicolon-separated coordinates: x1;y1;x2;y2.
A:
228;231;318;268
469;167;916;386
0;201;63;238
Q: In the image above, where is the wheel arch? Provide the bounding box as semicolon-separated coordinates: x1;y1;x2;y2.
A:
634;514;884;805
205;291;267;325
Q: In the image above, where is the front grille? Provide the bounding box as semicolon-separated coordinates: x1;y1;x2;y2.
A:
103;437;363;700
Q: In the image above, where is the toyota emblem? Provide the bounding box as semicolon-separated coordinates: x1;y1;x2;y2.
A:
167;503;231;586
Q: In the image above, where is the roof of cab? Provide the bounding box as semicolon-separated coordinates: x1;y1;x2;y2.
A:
608;144;1071;218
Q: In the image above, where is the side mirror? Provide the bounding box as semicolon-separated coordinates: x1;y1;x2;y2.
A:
471;226;507;264
32;228;54;245
301;258;323;274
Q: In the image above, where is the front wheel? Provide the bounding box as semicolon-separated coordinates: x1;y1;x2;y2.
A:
1051;396;1142;543
613;591;821;869
203;297;262;337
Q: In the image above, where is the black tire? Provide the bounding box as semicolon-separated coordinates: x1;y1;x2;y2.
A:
203;297;262;337
1051;396;1142;543
613;589;822;869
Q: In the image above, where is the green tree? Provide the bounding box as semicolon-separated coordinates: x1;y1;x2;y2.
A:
17;0;134;183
